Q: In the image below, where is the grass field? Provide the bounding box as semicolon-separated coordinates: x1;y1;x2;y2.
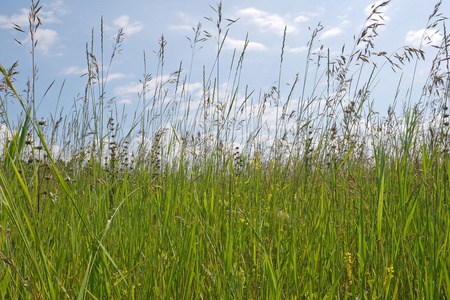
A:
1;0;450;298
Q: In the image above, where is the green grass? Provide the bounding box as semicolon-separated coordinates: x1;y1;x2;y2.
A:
1;0;450;298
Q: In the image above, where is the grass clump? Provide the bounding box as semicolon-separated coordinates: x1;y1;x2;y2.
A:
1;0;450;298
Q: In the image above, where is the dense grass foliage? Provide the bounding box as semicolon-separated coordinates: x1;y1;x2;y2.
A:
2;153;450;299
1;0;450;298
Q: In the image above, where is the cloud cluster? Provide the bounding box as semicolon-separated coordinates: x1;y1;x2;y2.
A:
364;1;391;23
285;46;308;53
234;6;326;37
0;124;65;162
112;15;144;36
235;7;296;36
320;20;350;40
405;29;442;47
61;66;87;76
0;2;66;55
34;28;58;54
224;37;268;52
0;8;29;29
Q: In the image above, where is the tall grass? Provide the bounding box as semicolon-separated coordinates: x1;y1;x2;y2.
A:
1;0;450;298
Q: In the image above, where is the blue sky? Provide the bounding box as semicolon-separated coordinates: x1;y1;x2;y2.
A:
0;0;448;129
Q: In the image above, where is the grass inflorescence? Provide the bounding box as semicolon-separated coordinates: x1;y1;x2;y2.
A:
1;0;450;298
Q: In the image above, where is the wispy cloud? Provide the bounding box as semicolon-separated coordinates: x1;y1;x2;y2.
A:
35;28;58;54
0;125;14;152
286;46;308;53
225;37;268;52
0;2;66;30
112;15;144;36
61;65;87;76
0;8;29;29
0;3;65;55
405;29;442;47
114;82;142;96
169;24;192;32
118;98;132;105
114;74;173;96
320;20;350;40
320;27;343;40
235;7;326;36
364;1;391;23
169;11;203;34
46;0;68;16
39;1;67;24
235;7;296;36
107;73;127;81
294;15;309;23
294;7;325;24
175;11;196;23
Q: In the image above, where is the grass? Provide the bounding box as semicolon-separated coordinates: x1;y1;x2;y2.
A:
1;0;450;298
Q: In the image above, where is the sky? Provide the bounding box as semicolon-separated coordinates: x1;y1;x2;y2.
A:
0;0;448;135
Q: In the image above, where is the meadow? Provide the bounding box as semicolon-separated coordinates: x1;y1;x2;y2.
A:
1;0;450;298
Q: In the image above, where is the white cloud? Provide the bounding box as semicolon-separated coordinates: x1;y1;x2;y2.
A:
0;125;14;153
118;98;132;104
233;7;323;36
61;65;87;75
0;6;59;54
0;124;67;161
320;27;343;40
294;15;309;23
46;0;68;16
40;8;64;24
114;82;142;96
364;1;391;23
235;7;296;36
169;24;192;32
113;15;144;36
114;75;173;96
175;11;196;23
62;69;125;81
405;29;442;47
320;20;350;40
225;38;268;52
107;73;126;81
34;28;58;54
286;46;308;53
0;3;65;56
189;82;203;91
0;8;29;29
295;7;325;23
0;1;66;30
340;20;351;27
